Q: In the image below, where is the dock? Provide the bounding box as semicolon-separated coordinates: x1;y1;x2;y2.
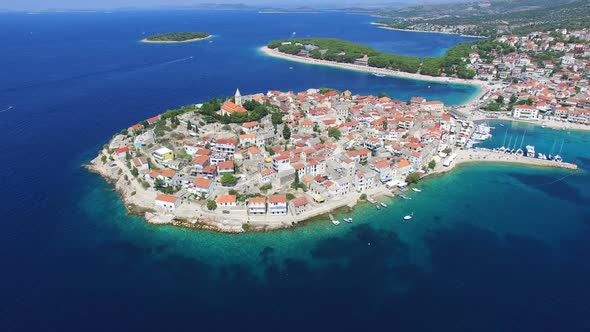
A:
454;148;578;170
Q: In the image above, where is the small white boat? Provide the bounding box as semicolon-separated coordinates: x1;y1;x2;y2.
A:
525;145;535;158
289;66;293;70
399;195;412;200
376;205;381;210
499;123;505;127
380;202;388;208
412;188;422;193
372;72;385;77
403;215;413;221
332;219;341;226
344;218;353;223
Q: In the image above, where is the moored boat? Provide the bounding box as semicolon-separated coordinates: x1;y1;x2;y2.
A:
412;188;422;193
380;202;387;208
526;145;535;158
344;217;353;223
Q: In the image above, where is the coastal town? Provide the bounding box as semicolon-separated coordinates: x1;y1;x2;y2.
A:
88;22;590;233
89;77;579;232
265;28;590;127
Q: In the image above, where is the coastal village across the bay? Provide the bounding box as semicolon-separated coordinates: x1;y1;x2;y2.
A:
89;27;588;232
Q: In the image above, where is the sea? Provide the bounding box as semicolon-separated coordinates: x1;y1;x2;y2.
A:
1;10;589;332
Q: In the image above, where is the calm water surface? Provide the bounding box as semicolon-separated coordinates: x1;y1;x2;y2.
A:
0;11;589;332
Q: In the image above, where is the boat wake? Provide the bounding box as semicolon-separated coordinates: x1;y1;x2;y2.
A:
161;56;194;65
0;106;14;113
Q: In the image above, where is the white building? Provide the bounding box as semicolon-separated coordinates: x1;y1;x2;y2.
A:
247;197;267;215
216;195;237;207
268;195;288;215
155;194;180;210
512;105;538;120
152;147;174;162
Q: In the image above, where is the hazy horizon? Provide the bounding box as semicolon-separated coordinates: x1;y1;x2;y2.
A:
0;0;462;11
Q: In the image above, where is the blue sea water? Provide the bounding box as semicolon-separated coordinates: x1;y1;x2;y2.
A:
1;10;590;332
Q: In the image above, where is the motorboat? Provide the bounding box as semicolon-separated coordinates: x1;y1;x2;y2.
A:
376;205;381;210
537;153;547;160
525;145;535;158
412;188;422;193
399;194;412;200
403;213;413;221
380;202;388;208
554;155;563;162
344;218;353;223
332;219;341;226
372;72;386;77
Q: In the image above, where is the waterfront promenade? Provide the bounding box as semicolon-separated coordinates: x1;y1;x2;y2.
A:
437;148;578;174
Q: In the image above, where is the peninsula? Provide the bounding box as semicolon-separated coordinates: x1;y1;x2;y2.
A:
87;87;577;233
141;32;211;43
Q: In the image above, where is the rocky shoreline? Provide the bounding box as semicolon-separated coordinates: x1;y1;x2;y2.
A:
85;150;393;234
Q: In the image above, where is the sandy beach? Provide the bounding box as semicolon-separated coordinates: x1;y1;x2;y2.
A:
140;35;213;44
260;46;489;105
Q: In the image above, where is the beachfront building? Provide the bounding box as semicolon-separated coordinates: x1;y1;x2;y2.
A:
512;105;539;120
216;195;237;207
247;197;266;215
291;196;309;215
268;195;288;215
155;194;180;210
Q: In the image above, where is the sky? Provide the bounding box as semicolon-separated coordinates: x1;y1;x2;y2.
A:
0;0;455;11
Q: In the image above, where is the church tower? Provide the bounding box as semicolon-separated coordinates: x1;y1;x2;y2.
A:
235;88;242;106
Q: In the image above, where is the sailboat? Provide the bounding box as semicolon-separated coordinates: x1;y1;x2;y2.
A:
553;139;564;162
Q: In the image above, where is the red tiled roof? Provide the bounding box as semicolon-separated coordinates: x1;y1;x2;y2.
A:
292;196;308;207
221;100;247;113
156;194;178;203
216;195;237;204
194;177;212;188
268;195;287;203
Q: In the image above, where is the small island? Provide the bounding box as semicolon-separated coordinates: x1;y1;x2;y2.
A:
141;32;211;43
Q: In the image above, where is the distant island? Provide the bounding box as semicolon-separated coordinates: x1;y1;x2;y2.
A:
142;32;211;43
